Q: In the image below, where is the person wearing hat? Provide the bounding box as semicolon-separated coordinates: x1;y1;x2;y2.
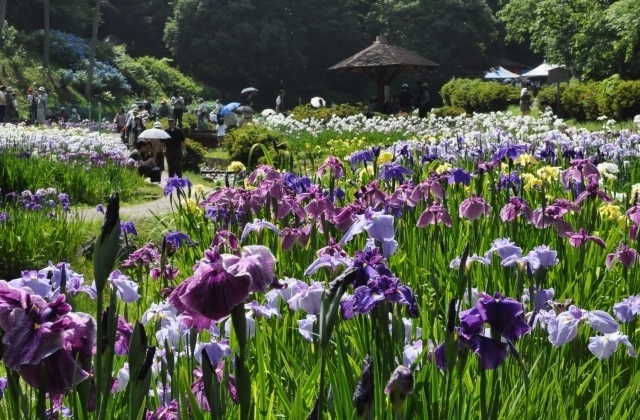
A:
416;82;430;118
163;116;186;178
158;99;170;119
0;86;7;123
69;108;81;122
130;139;162;183
398;83;413;114
196;98;208;130
5;87;16;122
145;97;158;122
36;87;48;125
170;90;185;128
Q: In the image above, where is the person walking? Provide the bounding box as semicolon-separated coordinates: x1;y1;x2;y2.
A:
217;118;226;148
69;108;81;122
114;107;127;132
520;83;532;116
5;87;16;121
275;90;285;114
171;90;185;128
27;88;37;121
164;116;186;178
36;87;48;125
398;84;413;114
150;121;166;171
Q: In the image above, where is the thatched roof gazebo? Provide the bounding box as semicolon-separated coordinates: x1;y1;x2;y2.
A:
329;35;439;111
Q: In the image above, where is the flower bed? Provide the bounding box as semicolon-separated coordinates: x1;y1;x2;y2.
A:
2;113;640;417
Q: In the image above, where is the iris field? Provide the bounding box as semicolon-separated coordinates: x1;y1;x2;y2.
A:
2;111;640;419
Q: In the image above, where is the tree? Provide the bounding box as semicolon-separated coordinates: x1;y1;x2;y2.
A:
164;0;365;105
498;0;640;79
0;0;7;37
43;0;49;68
85;0;102;98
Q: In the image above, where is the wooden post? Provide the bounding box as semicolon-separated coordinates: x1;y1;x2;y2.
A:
556;82;560;115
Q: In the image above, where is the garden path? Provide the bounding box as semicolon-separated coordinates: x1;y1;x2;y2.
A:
77;132;213;222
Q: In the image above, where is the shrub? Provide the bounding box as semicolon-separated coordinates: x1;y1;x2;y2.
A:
561;81;600;120
598;76;640;121
290;103;364;123
441;79;518;113
184;139;206;173
225;124;288;167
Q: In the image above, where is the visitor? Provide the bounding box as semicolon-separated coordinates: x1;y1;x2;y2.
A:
27;88;37;121
539;100;553;115
130;139;161;183
140;110;150;126
5;88;16;121
164;116;186;178
125;108;139;145
69;108;81;122
398;84;413;114
130;115;146;148
416;82;430;118
365;98;376;118
224;110;239;131
217;118;226;148
158;99;170;119
244;91;254;108
238;111;253;128
36;87;48;125
275;90;285;114
114;107;127;133
171;90;185;128
390;95;401;114
0;86;6;123
196;98;208;130
150;121;166;171
520;82;532;116
57;107;69;123
11;93;19;121
145;97;157;121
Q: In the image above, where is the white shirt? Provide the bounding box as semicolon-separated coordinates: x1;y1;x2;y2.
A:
217;124;226;137
276;95;283;112
37;94;48;109
171;96;184;109
520;88;528;97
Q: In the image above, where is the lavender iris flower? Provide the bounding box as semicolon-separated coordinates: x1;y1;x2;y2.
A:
588;331;636;360
459;195;491;221
605;242;638;269
491;144;528;161
416;202;453;228
317;156;345;179
448;168;472;185
84;270;140;303
96;204;105;214
498;172;520;190
488;238;522;261
499;197;533;223
240;219;281;243
297;314;317;342
245;300;282;319
613;296;640;322
340;207;398;257
546;305;620;347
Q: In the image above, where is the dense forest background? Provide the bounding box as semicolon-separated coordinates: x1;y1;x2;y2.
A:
1;0;639;109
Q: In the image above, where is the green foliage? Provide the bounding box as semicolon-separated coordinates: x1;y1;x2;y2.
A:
289;103;364;122
540;77;640;121
0;153;145;206
429;105;467;118
441;79;519;113
184;138;206;173
224;124;288;167
498;0;640;79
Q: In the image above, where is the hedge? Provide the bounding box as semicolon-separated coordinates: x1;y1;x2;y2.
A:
440;78;520;113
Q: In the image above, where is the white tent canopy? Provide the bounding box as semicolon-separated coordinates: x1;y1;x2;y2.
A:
520;63;562;78
483;66;520;80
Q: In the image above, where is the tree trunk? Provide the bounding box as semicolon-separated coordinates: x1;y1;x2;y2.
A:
85;0;102;98
0;0;8;38
43;0;49;68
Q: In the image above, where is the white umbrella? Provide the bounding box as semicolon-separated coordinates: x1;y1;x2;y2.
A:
241;87;259;95
310;97;325;108
137;128;170;139
261;109;276;116
520;63;560;78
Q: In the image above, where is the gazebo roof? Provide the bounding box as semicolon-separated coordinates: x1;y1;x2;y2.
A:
328;35;439;72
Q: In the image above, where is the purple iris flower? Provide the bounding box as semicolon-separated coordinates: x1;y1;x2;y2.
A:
114;316;133;356
547;306;620;347
169;244;277;321
304;239;352;276
567;229;605;248
459;195;491;221
448;168;472;186
164;176;193;197
281;225;311;251
488;238;522;261
283;172;312;194
613;296;640;322
491;144;528;161
120;220;138;236
0;284;95;393
560;159;600;189
532;205;573;237
527;245;559;269
121;243;161;268
287;281;325;315
150;264;180;282
349;149;375;166
84;270;140;303
165;231;195;249
96;204;105;214
606;242;638;269
317;156;345;179
416;202;453;228
240;219;281;243
574;176;613;205
588;331;636;360
498;172;520;190
340;275;418;319
379;162;412;182
297;314;317;342
0;212;9;223
245;300;282;319
500;197;533;223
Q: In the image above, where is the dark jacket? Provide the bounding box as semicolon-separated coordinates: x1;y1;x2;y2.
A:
164;127;185;150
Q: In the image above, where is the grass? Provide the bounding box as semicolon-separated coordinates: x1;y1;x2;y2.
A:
204;149;230;160
506;104;635;131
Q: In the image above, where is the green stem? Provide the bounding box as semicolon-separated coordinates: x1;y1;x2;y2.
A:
231;304;251;420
